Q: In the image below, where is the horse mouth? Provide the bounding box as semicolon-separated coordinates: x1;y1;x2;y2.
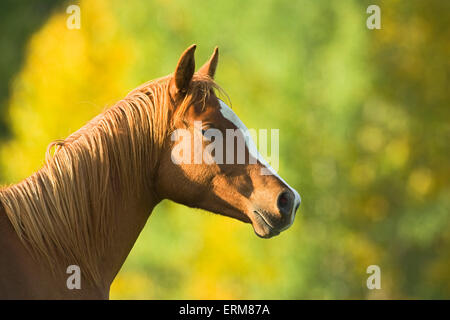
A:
252;210;280;239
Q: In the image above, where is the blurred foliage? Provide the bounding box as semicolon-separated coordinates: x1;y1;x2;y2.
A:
0;0;448;299
0;0;65;156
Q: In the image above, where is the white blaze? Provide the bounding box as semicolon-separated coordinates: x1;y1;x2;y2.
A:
218;100;301;228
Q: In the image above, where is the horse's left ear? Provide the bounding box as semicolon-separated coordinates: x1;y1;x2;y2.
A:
172;44;197;95
198;46;219;79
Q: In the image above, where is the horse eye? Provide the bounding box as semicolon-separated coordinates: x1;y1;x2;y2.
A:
201;128;213;141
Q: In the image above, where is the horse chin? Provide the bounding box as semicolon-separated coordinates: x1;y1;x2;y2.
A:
251;210;281;239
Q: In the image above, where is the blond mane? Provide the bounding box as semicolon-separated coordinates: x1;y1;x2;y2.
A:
0;74;220;286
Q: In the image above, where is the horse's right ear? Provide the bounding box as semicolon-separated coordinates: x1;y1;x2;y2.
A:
171;44;196;97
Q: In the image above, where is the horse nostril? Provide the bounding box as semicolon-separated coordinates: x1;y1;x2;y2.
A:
277;191;292;216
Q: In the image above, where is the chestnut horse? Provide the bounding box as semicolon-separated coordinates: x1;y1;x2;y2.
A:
0;45;300;299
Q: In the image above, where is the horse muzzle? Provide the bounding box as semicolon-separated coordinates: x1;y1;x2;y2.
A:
251;188;301;238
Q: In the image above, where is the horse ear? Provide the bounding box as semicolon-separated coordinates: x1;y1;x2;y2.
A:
172;44;196;94
198;46;219;79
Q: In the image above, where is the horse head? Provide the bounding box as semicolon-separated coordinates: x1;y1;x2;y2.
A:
155;45;301;238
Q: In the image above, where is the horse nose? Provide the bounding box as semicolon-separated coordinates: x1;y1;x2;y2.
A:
277;190;294;217
277;188;301;223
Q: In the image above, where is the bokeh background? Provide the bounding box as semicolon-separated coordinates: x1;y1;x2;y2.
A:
0;0;449;299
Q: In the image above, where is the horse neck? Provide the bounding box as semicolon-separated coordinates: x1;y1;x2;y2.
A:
0;203;37;298
102;188;159;286
0;165;159;300
0;97;165;297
